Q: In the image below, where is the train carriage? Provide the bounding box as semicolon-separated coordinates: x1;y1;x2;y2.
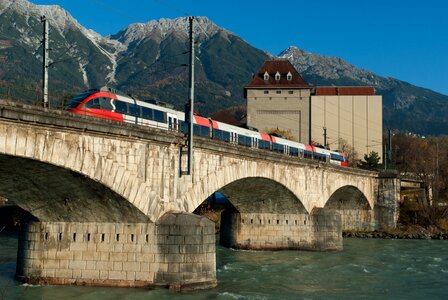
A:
66;88;348;167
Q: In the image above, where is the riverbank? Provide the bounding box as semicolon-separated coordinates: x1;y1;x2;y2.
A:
343;225;448;240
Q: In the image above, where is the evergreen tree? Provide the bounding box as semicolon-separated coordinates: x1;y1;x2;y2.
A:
359;151;381;170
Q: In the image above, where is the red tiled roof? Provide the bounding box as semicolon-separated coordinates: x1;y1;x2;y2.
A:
245;60;310;89
315;86;375;96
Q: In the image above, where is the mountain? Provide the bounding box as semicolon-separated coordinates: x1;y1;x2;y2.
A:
0;0;447;135
0;0;122;102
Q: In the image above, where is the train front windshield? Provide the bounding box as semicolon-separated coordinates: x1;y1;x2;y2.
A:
65;92;93;110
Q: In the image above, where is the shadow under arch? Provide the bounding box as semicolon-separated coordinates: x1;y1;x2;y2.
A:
0;154;150;223
325;185;373;231
217;177;307;214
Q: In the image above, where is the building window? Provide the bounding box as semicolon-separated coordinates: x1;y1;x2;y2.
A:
275;72;281;80
288;90;294;94
263;71;269;80
264;90;269;94
287;72;292;81
276;90;281;94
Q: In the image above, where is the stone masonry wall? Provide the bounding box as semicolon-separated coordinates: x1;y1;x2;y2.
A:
375;175;401;229
16;213;216;290
339;209;374;231
220;209;342;251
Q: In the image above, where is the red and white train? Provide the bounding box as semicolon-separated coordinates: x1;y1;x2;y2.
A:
65;87;347;166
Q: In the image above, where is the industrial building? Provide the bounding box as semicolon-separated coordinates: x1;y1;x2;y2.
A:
244;60;383;159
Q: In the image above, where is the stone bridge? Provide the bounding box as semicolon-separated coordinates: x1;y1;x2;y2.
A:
0;100;400;290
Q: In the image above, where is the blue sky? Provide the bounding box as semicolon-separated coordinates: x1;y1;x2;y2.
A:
33;0;448;96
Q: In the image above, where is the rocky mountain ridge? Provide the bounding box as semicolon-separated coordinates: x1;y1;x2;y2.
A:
0;0;447;135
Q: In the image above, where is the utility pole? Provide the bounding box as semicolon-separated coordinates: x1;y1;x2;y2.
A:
323;127;328;149
41;15;49;109
435;142;439;203
388;129;392;167
186;16;195;175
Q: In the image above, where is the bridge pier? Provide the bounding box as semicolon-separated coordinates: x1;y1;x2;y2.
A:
16;213;216;290
220;208;342;251
375;172;401;229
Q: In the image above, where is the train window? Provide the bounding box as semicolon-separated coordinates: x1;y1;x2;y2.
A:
238;135;250;146
114;100;128;114
290;147;299;156
331;153;344;161
99;98;113;110
66;92;92;110
273;143;284;153
259;140;270;149
84;97;101;109
142;107;153;120
154;110;166;123
304;150;313;159
128;104;140;117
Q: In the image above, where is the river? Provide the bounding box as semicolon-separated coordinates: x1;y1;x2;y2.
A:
1;231;447;299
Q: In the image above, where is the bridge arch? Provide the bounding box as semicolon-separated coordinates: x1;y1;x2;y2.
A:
217;177;307;214
0;154;150;222
183;159;311;215
324;185;373;230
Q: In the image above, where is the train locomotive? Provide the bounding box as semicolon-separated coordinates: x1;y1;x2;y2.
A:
65;87;347;166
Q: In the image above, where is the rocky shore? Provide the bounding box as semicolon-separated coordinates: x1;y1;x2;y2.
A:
343;225;448;240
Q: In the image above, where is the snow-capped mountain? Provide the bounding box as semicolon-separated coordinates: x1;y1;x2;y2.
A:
0;0;447;135
112;16;228;46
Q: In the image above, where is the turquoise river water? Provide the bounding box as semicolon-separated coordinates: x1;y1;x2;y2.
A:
0;231;447;300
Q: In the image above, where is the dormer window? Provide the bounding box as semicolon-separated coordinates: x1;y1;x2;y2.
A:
287;72;292;81
275;72;281;80
263;72;269;80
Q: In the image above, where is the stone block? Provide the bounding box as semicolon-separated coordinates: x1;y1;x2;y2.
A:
70;243;87;252
109;271;127;281
113;262;123;271
72;269;83;280
86;260;96;270
87;243;97;251
123;261;140;272
135;271;154;282
185;235;202;245
158;263;168;272
55;269;73;279
202;235;215;244
96;242;111;252
100;270;109;280
167;263;180;273
136;253;155;263
96;261;113;271
123;243;139;253
140;262;149;272
163;253;184;263
69;260;86;270
183;254;204;264
100;252;110;261
164;235;185;245
43;268;55;278
83;251;100;261
73;251;83;261
109;252;128;262
81;269;100;280
55;251;73;260
126;271;136;281
114;243;124;252
179;245;201;254
45;249;57;260
161;272;182;283
127;253;136;262
43;259;59;270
